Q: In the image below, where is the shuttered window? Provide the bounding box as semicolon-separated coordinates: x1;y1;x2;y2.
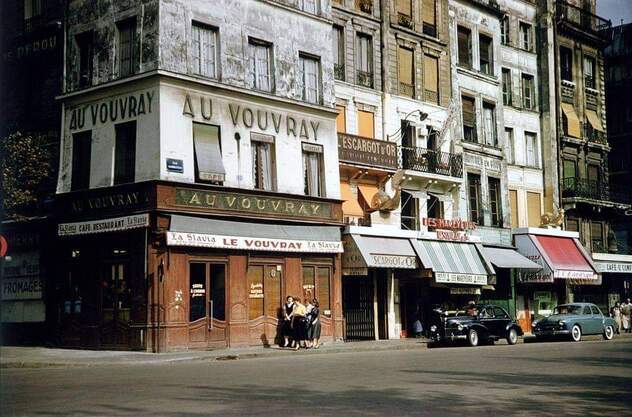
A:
591;222;604;252
479;34;493;75
563;159;577;179
468;173;482;224
509;189;519;228
482;102;496;146
336;105;346;133
303;143;324;197
357;110;375;138
462;96;476;142
505;128;514;164
527;192;541;227
251;133;275;191
522;73;534;109
398;46;414;97
525;132;538;167
422;0;436;27
396;0;412;16
192;23;218;78
457;26;472;68
423;55;439;104
488;177;502;227
502;68;512;106
117;18;136;77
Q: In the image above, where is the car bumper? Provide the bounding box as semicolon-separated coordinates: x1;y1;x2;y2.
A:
430;331;467;342
534;329;570;337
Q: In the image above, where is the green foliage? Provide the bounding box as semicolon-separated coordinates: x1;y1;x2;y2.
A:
1;131;53;220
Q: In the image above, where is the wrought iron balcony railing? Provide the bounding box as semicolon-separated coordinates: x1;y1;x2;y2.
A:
356;70;374;88
399;82;414;98
585;124;607;145
556;1;612;37
356;0;373;14
334;63;345;81
400;147;463;178
562;177;609;201
398;13;414;30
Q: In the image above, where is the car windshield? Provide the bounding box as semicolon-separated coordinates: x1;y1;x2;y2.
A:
553;305;582;315
454;305;479;317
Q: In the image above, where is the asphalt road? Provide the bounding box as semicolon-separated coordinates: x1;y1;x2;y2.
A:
1;338;630;417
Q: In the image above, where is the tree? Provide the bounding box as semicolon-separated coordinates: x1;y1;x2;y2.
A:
1;131;54;220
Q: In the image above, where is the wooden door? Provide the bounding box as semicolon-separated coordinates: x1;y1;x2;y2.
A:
100;262;131;347
516;295;531;333
188;262;228;348
247;263;282;346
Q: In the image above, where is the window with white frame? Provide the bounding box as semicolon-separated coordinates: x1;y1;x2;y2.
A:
502;68;512;106
479;34;493;76
251;133;276;191
249;39;272;92
584;55;596;89
356;33;373;87
302;143;324;197
520;22;532;51
525;131;538;167
482;102;497;146
299;54;320;104
522;73;535;110
505;128;514;164
192;23;218;78
501;16;510;45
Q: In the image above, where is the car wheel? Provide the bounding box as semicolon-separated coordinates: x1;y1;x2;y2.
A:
468;329;479;347
507;328;518;345
603;325;614;340
571;324;582;342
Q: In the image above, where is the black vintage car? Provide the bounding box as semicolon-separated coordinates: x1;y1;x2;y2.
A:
428;304;524;347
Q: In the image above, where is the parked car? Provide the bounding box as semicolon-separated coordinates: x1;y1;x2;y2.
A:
532;302;617;342
428;304;524;347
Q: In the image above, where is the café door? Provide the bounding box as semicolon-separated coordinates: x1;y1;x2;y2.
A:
188;262;228;348
100;262;132;347
247;263;282;346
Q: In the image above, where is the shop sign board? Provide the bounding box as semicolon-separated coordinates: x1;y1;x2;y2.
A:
463;153;502;173
1;251;42;301
450;287;481;295
337;133;398;170
58;214;149;236
369;254;417;269
63;187;150;216
595;262;632;273
423;218;476;242
167;231;343;253
175;188;338;221
435;272;487;285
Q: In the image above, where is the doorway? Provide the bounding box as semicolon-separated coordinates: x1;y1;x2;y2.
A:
247;263;282;346
188;262;228;348
100;261;132;347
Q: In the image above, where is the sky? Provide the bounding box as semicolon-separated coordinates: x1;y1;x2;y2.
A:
597;0;632;26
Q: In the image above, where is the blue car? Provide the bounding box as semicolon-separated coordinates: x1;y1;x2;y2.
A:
532;302;618;342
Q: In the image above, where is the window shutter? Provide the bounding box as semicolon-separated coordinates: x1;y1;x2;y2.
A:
457;27;470;66
398;47;413;85
336;105;346;133
509;190;519;228
526;192;541;227
357;110;375;138
422;0;436;26
192;25;201;74
397;0;412;16
423;55;438;92
462;96;475;126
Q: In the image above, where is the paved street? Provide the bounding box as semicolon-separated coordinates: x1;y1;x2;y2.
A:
1;338;630;417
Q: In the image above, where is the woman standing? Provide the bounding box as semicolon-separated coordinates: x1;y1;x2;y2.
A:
308;299;322;349
282;296;295;348
611;302;622;334
292;298;307;350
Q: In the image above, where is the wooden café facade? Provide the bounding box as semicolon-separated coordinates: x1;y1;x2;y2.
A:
53;181;344;351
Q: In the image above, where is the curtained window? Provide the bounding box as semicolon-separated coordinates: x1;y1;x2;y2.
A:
299;54;321;104
479;34;493;75
482;102;496;146
192;23;218;78
520;22;533;51
457;26;472;68
488;177;502;227
251;133;275;191
522;73;535;109
303;143;324;197
422;0;437;37
249;39;272;92
462;95;476;142
525;132;538;167
502;68;512;106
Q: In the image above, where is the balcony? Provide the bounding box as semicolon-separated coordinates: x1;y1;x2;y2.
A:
556;1;612;39
355;0;373;14
562;177;609;201
397;13;414;30
399;82;414;98
356;70;374;88
400;147;463;178
585;124;607;145
561;80;575;102
334;63;345;81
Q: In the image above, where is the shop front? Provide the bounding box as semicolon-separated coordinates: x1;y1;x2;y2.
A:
575;253;632;311
513;228;600;333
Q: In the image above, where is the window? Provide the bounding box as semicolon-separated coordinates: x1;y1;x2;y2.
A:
527;192;541;227
300;0;317;13
76;31;94;88
520;22;532;51
488;177;502;227
333;26;345;81
423;54;439;104
336;105;346;133
247;264;281;321
396;0;412;16
299;54;320;104
461;95;476;142
249;39;272;92
117;18;137;77
356;33;373;88
525;132;538;167
588;164;600;184
457;26;472;68
591;222;604;252
479;34;493;76
302;266;332;316
401;190;419;230
193;123;225;184
251;133;275;191
192;23;218;78
357;109;375;138
493;307;509;318
522;74;535;110
590;305;601;316
566;218;579;232
501;16;510;45
468;173;482;224
502;68;512;106
560;47;573;82
24;0;44;19
398;46;414;98
71;131;92;191
482;102;496;146
563;159;577;179
114;121;136;185
505;128;514;163
509;189;519;228
584;55;596;89
422;0;437;37
303;143;324;197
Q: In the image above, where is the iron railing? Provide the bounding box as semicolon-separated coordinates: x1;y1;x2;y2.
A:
585;124;607;145
400;147;463;178
398;13;414;30
399;82;414;98
562;177;609;201
556;1;612;37
334;63;345;81
356;70;374;88
356;0;373;14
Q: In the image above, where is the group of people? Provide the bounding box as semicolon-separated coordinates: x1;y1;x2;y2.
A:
611;298;632;334
282;296;321;350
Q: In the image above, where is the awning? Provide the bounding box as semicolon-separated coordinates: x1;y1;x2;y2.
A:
592;253;632;274
357;184;379;207
167;216;342;253
410;239;493;286
561;103;581;138
585;110;604;132
193;124;226;182
482;246;542;270
340;182;364;217
515;233;599;284
342;234;417;275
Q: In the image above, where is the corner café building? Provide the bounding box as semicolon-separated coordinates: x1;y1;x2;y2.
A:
576;253;632;311
54;78;344;351
341;219;537;339
513;228;600;332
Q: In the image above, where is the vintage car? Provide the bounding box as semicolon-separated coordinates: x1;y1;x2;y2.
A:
428;304;524;347
532;302;618;342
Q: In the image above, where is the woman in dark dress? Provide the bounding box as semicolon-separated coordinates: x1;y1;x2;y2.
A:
282;296;295;347
308;299;322;349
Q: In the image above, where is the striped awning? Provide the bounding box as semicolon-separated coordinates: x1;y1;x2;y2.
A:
410;239;494;285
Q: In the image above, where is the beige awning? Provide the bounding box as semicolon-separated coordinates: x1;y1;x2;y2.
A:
561;103;581;138
586;110;604;132
358;184;379;207
340;182;364;217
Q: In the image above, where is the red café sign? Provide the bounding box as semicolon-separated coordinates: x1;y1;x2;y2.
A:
422;218;476;242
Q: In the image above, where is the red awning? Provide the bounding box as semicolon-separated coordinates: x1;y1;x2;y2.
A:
533;235;597;280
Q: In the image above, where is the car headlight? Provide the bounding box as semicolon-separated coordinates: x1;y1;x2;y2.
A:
532;320;538;328
558;320;565;328
430;325;437;332
457;324;464;331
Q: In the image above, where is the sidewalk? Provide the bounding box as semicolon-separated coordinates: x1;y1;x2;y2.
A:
0;338;428;369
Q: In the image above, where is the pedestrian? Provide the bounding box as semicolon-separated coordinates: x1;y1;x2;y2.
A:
611;302;622;334
622;298;632;333
305;299;315;348
282;296;295;348
308;299;322;349
292;298;307;350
